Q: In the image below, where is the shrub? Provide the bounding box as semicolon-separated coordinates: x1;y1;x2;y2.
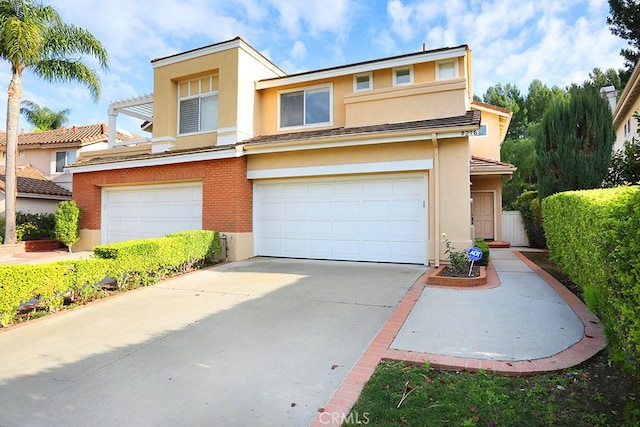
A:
10;212;56;241
542;186;640;371
94;230;222;289
515;190;546;248
0;230;222;326
474;239;490;266
54;201;81;251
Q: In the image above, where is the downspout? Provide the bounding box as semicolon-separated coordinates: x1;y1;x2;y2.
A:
432;133;440;268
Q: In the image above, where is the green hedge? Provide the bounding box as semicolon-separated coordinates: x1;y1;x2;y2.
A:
542;186;640;370
0;230;222;326
474;239;490;267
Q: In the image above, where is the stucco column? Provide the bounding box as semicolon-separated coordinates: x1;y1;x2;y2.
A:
432;133;440;267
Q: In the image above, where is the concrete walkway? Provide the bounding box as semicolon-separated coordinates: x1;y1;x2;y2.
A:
311;248;606;426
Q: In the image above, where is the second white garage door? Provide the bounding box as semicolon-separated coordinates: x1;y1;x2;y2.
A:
254;174;427;264
102;182;203;244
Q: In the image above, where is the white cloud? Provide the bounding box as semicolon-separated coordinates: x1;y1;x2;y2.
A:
387;0;415;42
290;40;307;60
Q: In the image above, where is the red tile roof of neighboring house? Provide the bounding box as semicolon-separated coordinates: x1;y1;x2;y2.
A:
0;164;72;197
470;155;516;175
0;124;139;148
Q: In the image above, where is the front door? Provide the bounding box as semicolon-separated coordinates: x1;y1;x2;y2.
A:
472;192;495;240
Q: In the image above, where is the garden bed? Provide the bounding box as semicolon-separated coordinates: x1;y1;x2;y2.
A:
427;265;486;287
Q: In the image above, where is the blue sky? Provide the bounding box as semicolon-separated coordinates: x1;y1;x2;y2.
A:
0;0;629;133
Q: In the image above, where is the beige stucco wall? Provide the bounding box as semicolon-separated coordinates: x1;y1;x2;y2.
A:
345;80;468;127
469;110;502;160
74;229;100;252
614;96;640;151
0;194;62;216
17;148;52;173
152;49;235;150
433;137;472;263
247;140;433;170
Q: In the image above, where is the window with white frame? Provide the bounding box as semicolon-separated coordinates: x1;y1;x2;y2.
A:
437;60;458;79
55;150;77;173
178;75;219;135
279;84;332;129
393;66;413;86
354;73;372;92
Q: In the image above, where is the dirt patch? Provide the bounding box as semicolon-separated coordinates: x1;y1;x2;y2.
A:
521;250;640;424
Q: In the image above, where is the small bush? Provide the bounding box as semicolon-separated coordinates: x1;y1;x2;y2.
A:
474;239;490;266
12;212;56;241
54;201;81;251
515;190;546;248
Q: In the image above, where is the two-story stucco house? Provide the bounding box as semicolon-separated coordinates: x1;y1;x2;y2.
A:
69;37;513;266
610;60;640;151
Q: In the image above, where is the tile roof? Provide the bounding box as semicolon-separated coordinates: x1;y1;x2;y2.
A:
470;155;516;175
244;110;482;145
0;164;72;197
0;124;139;148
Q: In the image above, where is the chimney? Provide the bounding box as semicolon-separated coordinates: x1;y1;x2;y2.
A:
101;123;108;134
72;125;77;133
600;86;617;112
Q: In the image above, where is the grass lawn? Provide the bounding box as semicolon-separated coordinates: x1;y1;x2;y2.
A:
345;252;640;426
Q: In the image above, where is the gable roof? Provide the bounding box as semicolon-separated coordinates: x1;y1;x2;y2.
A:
0;164;72;198
0;124;139;148
613;59;640;127
470;155;516;176
470;100;513;143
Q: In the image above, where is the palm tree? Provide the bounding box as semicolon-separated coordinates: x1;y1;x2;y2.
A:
20;100;70;131
0;0;108;244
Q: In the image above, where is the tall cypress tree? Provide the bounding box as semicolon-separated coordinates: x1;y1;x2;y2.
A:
535;87;614;200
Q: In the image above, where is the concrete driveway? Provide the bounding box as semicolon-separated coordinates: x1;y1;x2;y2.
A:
0;257;425;427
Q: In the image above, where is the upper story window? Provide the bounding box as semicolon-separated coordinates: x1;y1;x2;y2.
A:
55;150;76;173
437;60;458;79
354;72;372;92
178;74;218;135
393;66;413;86
279;84;332;129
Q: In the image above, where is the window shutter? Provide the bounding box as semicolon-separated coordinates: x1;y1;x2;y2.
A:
180;98;199;134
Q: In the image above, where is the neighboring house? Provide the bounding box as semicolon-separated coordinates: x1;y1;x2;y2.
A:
69;36;513;266
0;164;71;216
610;60;640;151
0;124;137;191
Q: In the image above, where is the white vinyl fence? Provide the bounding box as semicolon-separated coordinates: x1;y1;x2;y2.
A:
501;211;529;247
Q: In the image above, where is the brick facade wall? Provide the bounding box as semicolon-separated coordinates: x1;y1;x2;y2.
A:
72;157;252;233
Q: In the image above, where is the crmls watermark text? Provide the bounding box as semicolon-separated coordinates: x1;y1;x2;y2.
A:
318;411;370;425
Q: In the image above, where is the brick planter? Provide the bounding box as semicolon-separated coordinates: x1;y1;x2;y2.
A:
427;265;487;287
24;240;63;252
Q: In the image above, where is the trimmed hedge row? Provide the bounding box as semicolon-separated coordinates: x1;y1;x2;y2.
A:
0;230;222;326
542;186;640;370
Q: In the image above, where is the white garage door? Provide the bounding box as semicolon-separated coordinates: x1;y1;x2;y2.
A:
102;182;203;244
254;174;427;264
